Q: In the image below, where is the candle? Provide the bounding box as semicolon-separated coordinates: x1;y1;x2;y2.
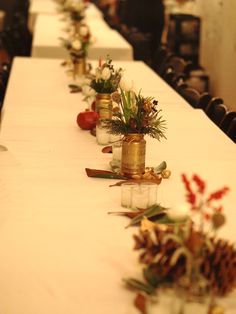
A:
131;185;149;209
140;182;158;207
96;123;110;145
112;141;122;162
121;182;138;208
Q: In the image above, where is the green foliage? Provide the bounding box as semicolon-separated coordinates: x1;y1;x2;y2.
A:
105;92;167;139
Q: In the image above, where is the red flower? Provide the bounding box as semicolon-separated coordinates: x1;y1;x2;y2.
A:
182;174;196;207
192;174;206;194
207;187;230;203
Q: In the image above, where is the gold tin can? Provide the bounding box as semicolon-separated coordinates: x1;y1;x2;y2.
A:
121;134;146;177
96;93;112;119
74;58;86;77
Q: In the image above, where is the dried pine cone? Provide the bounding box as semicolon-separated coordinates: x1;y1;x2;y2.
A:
134;227;187;283
134;227;236;296
201;238;236;296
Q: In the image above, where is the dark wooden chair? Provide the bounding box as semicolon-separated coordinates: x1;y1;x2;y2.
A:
178;85;200;108
227;117;236;143
160;55;193;77
208;103;227;126
197;93;212;110
177;83;212;109
205;97;224;116
151;45;173;74
220;111;236;133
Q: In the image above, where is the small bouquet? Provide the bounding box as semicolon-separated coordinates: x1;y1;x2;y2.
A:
61;23;91;59
60;0;87;23
105;87;166;140
125;174;234;314
60;23;92;77
90;57;123;94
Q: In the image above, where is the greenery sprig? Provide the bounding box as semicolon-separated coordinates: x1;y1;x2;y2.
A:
105;91;167;139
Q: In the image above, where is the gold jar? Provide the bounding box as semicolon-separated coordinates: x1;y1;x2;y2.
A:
74;58;87;77
121;133;146;177
73;21;81;34
96;93;112;120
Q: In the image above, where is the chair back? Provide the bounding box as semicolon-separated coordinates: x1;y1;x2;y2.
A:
208;103;227;126
220;111;236;133
205;97;224;115
197;93;212;110
227;117;236;143
178;85;200;108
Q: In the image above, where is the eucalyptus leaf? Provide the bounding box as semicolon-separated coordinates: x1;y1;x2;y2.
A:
123;278;155;295
126;204;167;227
153;215;187;225
154;161;167;174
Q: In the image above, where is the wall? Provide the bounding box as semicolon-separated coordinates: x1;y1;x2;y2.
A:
196;0;236;110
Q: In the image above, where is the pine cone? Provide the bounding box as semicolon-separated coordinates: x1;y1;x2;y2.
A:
201;238;236;296
134;227;236;296
134;228;187;282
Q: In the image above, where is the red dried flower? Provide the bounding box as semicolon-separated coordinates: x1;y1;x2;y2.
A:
182;174;196;207
207;187;230;203
192;174;206;194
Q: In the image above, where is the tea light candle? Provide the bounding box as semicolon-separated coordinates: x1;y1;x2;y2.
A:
121;182;139;208
96;124;110;145
131;185;149;209
112;141;122;162
140;182;158;207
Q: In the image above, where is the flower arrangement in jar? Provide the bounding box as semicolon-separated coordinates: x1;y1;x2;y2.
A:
104;84;166;177
124;174;235;314
60;23;92;77
88;57;123;145
90;57;123;95
59;0;87;24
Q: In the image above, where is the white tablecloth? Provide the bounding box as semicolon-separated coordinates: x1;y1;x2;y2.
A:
29;0;103;31
0;57;236;314
31;14;133;60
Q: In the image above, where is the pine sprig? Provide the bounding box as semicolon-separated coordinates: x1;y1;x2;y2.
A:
105;92;167;139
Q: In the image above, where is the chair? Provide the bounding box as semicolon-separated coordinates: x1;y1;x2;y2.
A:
205;97;224;116
178;85;200;108
208;103;227;126
162;55;193;75
197;93;212;110
220;111;236;133
177;84;212;109
151;45;173;74
227;117;236;143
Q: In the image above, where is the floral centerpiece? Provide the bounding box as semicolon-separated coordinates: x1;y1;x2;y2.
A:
88;57;123;145
90;57;123;95
104;87;166;177
124;174;235;314
60;23;92;77
59;0;87;25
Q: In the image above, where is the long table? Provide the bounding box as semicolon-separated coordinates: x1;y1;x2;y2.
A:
29;0;103;31
1;57;236;314
31;14;133;60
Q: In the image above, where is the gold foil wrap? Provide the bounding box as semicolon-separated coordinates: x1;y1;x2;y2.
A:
96;93;112;119
121;134;146;177
74;58;86;77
